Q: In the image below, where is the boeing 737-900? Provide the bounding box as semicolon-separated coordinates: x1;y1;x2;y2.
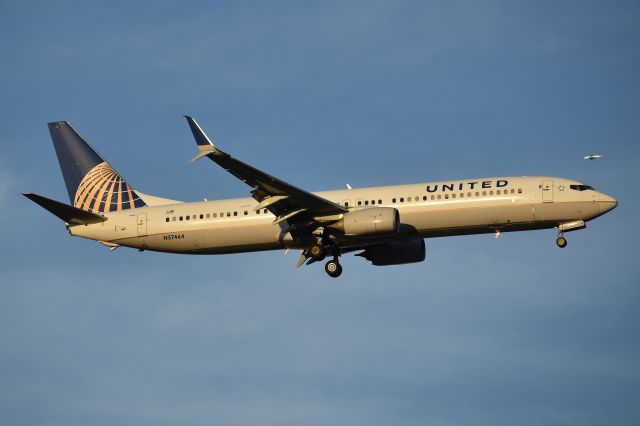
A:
24;117;618;277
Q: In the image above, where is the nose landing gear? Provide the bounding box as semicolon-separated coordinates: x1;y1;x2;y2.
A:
555;221;585;248
556;234;567;248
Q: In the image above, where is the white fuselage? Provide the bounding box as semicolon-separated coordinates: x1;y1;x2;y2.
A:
69;176;617;254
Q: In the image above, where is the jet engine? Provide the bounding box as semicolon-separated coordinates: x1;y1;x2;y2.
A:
357;239;426;266
332;207;399;236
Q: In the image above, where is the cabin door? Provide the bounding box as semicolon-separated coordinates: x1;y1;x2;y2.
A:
542;180;554;203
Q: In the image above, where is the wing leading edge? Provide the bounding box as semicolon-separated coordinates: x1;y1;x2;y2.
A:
184;116;347;224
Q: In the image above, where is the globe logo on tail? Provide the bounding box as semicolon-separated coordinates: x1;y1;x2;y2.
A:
74;162;146;213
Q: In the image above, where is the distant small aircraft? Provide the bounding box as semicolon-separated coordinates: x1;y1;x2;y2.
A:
584;153;605;160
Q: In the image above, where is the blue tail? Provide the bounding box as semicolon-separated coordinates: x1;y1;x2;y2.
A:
48;121;147;213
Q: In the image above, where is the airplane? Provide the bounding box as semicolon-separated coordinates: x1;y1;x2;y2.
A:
24;117;618;278
584;153;605;160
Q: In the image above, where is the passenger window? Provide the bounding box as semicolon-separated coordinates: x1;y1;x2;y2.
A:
392;198;396;203
212;213;217;218
206;213;210;219
200;214;204;219
345;202;349;207
407;197;412;202
186;216;191;220
467;192;471;197
431;195;435;200
518;189;522;194
423;196;427;201
264;209;268;214
371;200;375;205
460;193;464;198
511;189;515;194
357;201;362;206
172;217;176;222
364;200;369;205
482;191;486;196
444;194;449;199
496;190;501;195
179;216;183;221
233;211;238;216
378;199;382;204
489;191;494;196
452;194;456;199
475;192;479;197
400;197;404;203
244;211;248;216
437;194;442;200
165;218;169;222
227;212;231;217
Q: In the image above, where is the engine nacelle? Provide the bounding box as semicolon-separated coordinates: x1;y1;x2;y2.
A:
333;207;400;236
357;239;426;266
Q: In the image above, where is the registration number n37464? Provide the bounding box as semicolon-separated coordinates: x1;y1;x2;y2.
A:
163;234;185;241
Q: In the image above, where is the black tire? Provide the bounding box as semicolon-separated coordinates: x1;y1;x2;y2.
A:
309;244;326;261
325;260;343;278
556;236;567;248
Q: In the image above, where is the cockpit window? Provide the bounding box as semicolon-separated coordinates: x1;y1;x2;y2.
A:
570;184;594;191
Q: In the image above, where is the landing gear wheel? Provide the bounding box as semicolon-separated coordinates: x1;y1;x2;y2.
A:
309;244;326;261
325;259;343;278
556;236;567;248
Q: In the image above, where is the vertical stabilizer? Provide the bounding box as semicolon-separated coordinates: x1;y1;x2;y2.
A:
48;121;147;213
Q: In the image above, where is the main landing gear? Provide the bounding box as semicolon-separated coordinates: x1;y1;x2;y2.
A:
308;243;326;261
325;257;343;278
556;234;567;248
308;233;342;278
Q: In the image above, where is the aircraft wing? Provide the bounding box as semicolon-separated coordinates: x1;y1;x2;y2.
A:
184;116;347;224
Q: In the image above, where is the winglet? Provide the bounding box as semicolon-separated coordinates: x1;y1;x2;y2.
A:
184;115;215;147
184;115;219;163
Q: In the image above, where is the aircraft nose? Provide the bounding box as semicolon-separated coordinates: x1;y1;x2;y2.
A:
598;193;618;214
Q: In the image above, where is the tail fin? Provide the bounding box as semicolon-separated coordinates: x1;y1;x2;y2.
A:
48;121;147;213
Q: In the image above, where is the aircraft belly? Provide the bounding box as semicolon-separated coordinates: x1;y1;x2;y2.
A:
201;224;288;252
401;202;539;237
402;203;536;231
126;222;289;254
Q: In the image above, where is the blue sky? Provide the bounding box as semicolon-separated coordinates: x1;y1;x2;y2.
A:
1;1;639;425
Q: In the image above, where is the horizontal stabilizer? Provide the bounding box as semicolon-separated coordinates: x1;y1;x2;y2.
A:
23;193;108;225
